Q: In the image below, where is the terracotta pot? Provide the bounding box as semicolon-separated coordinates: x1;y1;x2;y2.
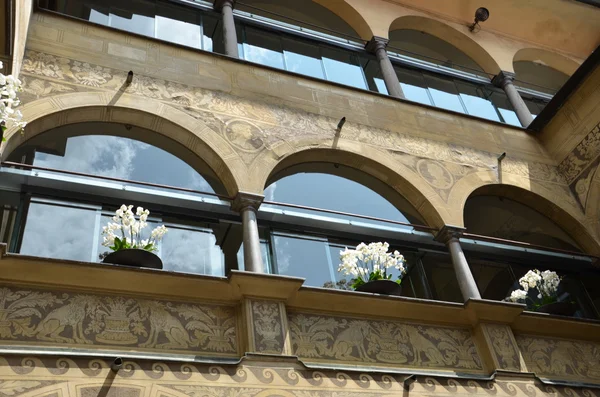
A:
102;249;163;269
355;280;402;296
537;302;576;316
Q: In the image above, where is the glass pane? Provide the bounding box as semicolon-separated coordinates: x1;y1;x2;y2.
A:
489;91;520;126
202;14;221;53
20;201;97;262
395;67;432;106
273;233;334;287
242;27;284;69
468;258;514;300
156;5;201;49
282;37;324;79
424;74;465;113
321;47;367;89
89;7;109;25
161;226;224;276
264;172;414;225
109;4;155;37
421;251;462;302
30;135;215;192
359;55;384;93
455;81;501;122
237;241;271;272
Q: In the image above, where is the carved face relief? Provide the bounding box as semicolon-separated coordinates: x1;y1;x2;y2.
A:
225;120;265;152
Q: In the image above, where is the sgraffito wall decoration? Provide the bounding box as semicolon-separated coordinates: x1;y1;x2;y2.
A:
0;355;597;397
480;323;523;372
558;122;600;210
10;47;588;230
516;334;600;384
245;300;289;355
287;311;483;372
0;286;238;357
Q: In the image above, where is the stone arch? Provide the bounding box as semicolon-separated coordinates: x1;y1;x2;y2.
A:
252;139;449;229
389;15;501;75
313;0;374;40
513;48;580;77
449;171;600;255
0;92;246;197
238;0;372;40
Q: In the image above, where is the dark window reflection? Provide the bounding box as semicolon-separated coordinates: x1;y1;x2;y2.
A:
421;252;462;303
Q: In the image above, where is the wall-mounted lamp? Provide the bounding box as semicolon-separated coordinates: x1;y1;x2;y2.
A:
468;7;489;32
125;71;133;85
337;117;346;130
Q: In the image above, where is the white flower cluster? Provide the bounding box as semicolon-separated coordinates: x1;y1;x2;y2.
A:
508;269;561;302
338;242;406;282
0;61;26;138
101;204;168;252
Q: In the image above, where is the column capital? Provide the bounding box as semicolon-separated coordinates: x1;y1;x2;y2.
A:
492;71;516;88
214;0;235;11
365;36;389;54
231;192;264;212
435;225;466;244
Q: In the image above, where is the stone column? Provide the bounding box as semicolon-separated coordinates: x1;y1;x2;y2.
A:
231;192;264;273
365;36;404;99
214;0;239;58
492;71;533;128
436;226;481;301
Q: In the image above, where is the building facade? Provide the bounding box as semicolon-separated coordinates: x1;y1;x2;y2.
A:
0;0;600;395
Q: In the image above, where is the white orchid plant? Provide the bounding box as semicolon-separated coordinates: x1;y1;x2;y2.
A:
101;205;168;253
0;61;26;142
507;269;562;310
338;242;406;290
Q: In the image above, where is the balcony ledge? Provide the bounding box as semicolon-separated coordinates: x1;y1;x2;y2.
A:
1;247;599;342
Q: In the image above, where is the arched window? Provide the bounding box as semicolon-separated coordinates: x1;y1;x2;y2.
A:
464;196;580;251
384;26;521;125
254;162;462;302
2;125;236;277
237;0;360;40
513;61;570;95
388;30;484;74
462;194;598;318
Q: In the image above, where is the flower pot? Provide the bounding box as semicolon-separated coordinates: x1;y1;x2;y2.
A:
355;280;402;296
102;249;163;269
537;302;576;316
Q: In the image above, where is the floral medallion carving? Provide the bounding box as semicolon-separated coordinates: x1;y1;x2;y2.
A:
0;286;237;356
288;312;482;371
